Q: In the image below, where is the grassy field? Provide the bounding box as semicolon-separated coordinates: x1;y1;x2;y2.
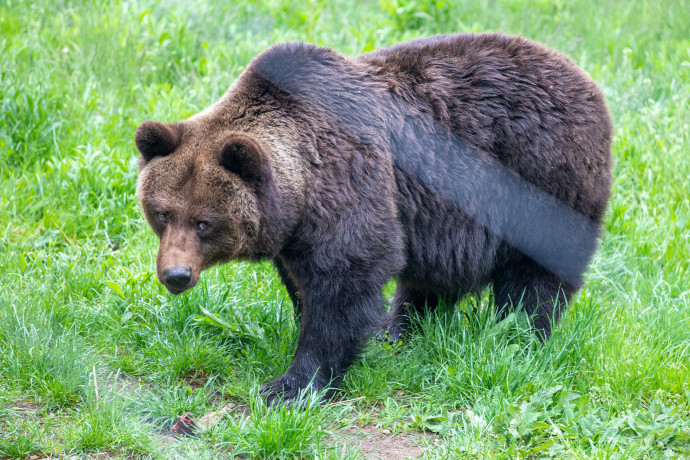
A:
1;0;689;458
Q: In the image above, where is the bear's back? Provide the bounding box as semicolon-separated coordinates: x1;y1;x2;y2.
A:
358;33;613;223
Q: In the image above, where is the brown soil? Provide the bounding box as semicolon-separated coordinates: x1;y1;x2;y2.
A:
336;424;438;459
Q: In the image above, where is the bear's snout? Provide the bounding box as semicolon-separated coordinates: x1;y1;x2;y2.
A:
161;266;193;293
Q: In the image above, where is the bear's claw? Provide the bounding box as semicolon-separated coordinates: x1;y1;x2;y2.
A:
260;374;305;406
260;372;331;406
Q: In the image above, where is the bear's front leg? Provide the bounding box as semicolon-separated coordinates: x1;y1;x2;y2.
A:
260;260;386;405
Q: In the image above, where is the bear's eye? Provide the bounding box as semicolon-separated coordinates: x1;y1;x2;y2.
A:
197;221;208;231
158;212;169;225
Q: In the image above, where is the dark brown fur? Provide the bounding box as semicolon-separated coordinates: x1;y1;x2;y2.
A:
135;33;612;404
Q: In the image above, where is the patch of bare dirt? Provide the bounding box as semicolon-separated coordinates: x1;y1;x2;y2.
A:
336;424;438;460
11;399;43;412
181;370;210;390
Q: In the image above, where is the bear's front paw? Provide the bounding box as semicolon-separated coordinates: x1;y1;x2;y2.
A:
259;372;330;406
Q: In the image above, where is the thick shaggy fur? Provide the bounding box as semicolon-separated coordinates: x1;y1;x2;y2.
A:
135;33;612;404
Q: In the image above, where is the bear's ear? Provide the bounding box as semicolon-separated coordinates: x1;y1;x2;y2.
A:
135;121;182;162
218;135;267;182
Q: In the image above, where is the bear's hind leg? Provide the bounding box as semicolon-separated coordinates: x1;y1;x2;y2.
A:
493;258;575;340
382;282;439;341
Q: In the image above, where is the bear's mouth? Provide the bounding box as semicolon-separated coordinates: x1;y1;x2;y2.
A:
164;285;186;295
162;280;198;295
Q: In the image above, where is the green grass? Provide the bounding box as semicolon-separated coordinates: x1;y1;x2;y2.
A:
1;0;689;457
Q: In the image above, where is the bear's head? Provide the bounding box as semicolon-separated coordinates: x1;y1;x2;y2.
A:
135;119;274;294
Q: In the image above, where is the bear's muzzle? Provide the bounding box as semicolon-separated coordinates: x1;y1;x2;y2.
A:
161;265;193;294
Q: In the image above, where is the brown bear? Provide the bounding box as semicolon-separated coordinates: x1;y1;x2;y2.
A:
135;33;612;404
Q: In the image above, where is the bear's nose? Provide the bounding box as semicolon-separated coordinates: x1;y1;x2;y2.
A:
162;266;192;290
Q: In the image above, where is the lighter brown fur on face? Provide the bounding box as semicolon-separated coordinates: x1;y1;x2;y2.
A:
136;124;265;294
136;93;309;295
